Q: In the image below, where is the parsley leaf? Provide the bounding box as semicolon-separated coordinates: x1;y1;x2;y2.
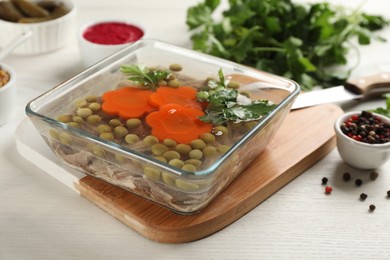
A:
120;64;170;90
197;69;276;124
371;94;390;118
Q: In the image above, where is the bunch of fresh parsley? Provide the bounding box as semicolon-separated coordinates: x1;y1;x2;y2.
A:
186;0;389;90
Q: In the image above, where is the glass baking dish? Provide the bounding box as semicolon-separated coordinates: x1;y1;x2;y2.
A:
26;39;300;214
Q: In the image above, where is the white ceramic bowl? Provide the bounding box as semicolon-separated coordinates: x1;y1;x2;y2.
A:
0;0;76;55
335;111;390;170
78;20;146;68
0;63;16;126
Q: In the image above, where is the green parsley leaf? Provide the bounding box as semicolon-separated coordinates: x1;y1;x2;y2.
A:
120;64;170;90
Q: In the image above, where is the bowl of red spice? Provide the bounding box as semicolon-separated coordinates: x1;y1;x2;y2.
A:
78;20;145;67
335;110;390;170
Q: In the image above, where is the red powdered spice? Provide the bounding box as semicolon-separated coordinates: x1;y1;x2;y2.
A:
83;22;144;45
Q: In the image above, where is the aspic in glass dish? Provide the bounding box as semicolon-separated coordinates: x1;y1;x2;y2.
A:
26;39;300;214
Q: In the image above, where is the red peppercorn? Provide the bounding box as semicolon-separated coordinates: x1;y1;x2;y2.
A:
325;186;332;194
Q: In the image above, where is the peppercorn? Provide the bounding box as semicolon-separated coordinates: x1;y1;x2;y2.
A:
321;177;328;185
342;172;351;182
355;179;363;186
360;193;367;201
370;171;379;181
387;190;390;197
325;186;332;194
340;111;390;144
369;204;376;212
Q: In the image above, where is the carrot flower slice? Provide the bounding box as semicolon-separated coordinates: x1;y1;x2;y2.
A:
148;86;202;110
146;104;212;144
102;87;154;119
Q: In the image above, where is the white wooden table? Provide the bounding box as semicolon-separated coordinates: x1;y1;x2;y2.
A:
1;0;390;259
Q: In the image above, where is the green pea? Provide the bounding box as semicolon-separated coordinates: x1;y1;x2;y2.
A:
58;132;72;145
76;108;93;118
185;159;202;167
109;119;122;127
182;164;197;172
168;79;181;87
125;134;139;144
154;156;167;163
99;132;114;141
158;80;167;86
86;115;102;125
169;158;184;168
245;121;258;130
66;122;80;128
126;118;141;129
227;81;240;89
169;63;183;72
91;146;105;158
143;166;160;181
175;179;199;191
97;124;112;133
203;146;218;157
49;129;59;140
163;150;180;161
85;95;97;102
114;153;125;163
57;114;73;123
163;139;177;147
200;133;215;143
167;74;176;80
143;135;159;146
214;125;229;136
189;149;203;160
74;98;87;108
162;172;176;186
240;91;251;98
151;143;169;156
175;144;192;155
89;102;101;111
72;116;83;124
114;126;129;138
190;139;206;150
217;145;231;154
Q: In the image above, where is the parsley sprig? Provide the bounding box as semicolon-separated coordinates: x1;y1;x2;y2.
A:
197;69;276;124
371;94;390;118
186;0;389;90
120;64;170;90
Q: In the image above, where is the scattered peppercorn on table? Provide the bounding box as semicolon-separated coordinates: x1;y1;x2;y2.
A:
1;0;390;259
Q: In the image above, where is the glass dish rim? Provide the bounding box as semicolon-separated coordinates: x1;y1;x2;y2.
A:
25;39;300;178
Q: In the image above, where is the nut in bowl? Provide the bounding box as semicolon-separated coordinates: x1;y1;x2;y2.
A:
0;0;76;55
0;63;16;126
335;111;390;170
26;39;299;214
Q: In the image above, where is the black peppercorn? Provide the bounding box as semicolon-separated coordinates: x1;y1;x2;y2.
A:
387;190;390;197
370;171;379;181
355;179;363;186
369;204;376;212
342;172;351;182
360;193;367;201
321;177;328;185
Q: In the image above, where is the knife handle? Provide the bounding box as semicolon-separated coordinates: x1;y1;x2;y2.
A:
344;72;390;97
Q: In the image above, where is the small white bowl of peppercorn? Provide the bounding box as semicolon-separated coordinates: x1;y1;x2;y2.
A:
335;111;390;170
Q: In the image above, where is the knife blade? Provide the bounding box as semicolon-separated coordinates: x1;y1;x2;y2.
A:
291;72;390;110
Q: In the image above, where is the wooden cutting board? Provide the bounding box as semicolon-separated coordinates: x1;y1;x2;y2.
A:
16;104;343;243
73;104;342;243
